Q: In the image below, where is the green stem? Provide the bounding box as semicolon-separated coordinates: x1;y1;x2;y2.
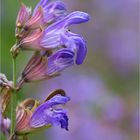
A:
10;57;17;136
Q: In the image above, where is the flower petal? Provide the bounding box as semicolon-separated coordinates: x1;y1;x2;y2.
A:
47;49;74;76
74;36;87;65
50;109;69;130
61;32;87;65
39;11;89;49
40;32;61;49
47;94;70;106
46;11;90;32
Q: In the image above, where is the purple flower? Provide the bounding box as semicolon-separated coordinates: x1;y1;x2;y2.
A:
14;0;90;64
21;11;89;63
22;11;89;48
39;11;89;51
15;90;70;135
17;49;74;87
30;94;70;130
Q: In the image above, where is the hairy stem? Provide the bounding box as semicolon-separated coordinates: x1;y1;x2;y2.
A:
10;57;17;136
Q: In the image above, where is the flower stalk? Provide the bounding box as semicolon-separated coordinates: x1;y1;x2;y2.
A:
10;55;17;136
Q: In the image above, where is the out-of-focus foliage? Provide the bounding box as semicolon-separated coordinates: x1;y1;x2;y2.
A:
0;0;139;140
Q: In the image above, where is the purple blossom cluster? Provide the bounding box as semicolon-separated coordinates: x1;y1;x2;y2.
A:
14;0;90;87
0;0;89;139
15;91;70;135
1;0;138;140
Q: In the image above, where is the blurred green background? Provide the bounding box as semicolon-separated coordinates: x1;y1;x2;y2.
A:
0;0;139;140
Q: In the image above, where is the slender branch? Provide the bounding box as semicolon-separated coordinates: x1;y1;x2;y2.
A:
10;56;17;136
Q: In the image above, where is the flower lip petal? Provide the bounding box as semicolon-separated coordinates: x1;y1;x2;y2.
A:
47;94;70;106
60;113;69;130
51;109;69;130
63;11;90;27
73;36;87;65
46;11;90;32
61;33;87;65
